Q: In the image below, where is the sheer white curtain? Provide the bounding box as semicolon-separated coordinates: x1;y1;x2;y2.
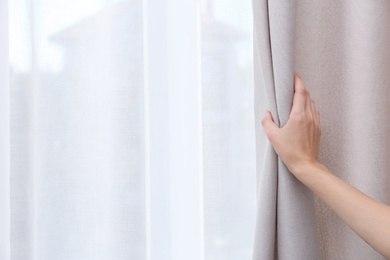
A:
2;0;256;259
0;0;10;259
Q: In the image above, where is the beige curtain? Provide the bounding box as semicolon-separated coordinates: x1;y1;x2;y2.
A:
252;0;390;259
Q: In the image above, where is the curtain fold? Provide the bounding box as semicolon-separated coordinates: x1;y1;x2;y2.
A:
253;0;390;259
252;1;320;259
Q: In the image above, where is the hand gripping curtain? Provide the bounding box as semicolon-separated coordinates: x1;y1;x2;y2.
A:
252;0;390;259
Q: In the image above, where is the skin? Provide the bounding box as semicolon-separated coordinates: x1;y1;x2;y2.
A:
261;72;390;259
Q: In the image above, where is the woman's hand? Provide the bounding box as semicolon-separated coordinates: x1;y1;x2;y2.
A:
261;73;390;259
261;72;321;175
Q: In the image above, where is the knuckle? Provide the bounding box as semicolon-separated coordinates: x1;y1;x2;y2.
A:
267;129;275;138
267;129;278;140
318;126;322;135
297;87;307;95
307;118;315;127
292;112;305;123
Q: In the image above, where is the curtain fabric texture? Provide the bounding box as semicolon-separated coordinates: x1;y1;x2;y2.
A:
252;0;390;259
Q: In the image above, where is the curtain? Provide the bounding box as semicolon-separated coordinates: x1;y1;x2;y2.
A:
252;0;390;259
1;0;256;259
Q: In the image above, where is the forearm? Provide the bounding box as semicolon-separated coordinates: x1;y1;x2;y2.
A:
293;161;390;259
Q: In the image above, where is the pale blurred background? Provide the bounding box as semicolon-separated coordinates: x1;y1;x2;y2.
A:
9;0;256;259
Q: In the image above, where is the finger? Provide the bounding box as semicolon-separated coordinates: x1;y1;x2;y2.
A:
291;72;307;113
308;98;315;117
316;110;321;127
261;110;279;140
316;109;321;127
305;88;312;105
311;100;320;127
315;109;321;136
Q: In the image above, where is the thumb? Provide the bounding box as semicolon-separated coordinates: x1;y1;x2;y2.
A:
261;110;279;138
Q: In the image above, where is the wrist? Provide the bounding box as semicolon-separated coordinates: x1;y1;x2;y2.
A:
294;160;332;189
290;160;339;200
289;159;325;178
